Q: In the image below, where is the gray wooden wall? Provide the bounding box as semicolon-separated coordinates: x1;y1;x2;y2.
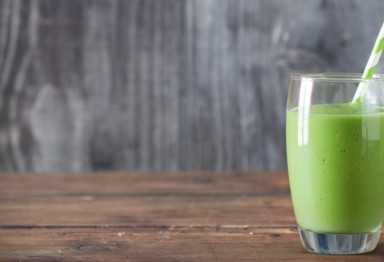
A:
0;0;383;172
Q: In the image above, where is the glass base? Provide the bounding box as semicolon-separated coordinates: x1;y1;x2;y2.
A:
298;227;381;254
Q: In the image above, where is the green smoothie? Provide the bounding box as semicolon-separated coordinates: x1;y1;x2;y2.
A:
287;103;384;234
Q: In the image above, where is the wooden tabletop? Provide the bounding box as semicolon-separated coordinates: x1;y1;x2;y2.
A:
0;172;384;261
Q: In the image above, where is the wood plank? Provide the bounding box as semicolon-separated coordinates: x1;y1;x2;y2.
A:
1;227;384;261
0;195;295;227
0;171;289;195
0;172;293;227
3;172;383;260
0;0;384;172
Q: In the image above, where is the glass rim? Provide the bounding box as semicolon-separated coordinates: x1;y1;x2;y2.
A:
291;73;384;83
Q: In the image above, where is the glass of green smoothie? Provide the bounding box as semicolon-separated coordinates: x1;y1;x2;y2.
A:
286;73;384;254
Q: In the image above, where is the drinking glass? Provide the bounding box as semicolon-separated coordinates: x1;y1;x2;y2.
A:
286;73;384;254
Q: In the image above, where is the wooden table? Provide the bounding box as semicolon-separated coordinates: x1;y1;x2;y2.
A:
1;172;383;261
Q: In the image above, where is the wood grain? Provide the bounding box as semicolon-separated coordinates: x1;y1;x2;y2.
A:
0;0;383;172
2;227;384;261
0;171;289;194
1;171;384;261
0;195;294;227
0;172;292;227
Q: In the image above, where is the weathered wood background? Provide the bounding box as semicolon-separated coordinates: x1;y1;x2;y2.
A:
0;0;383;172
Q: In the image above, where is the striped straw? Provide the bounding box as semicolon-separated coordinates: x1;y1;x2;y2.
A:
352;21;384;102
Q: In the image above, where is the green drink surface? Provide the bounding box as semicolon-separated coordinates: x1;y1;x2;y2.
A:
287;103;384;233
